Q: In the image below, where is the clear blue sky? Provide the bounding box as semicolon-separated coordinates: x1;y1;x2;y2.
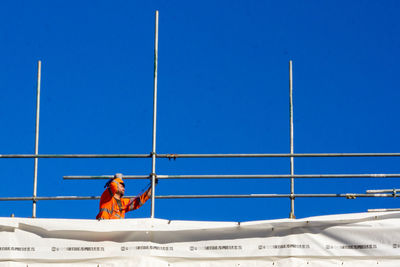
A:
0;1;399;221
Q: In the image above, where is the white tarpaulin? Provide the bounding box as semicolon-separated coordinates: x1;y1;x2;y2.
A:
1;211;400;266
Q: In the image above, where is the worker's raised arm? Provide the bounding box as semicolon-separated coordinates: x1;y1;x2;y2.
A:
125;186;152;212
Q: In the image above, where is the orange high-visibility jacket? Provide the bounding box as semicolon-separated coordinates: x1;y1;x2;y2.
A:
96;179;151;219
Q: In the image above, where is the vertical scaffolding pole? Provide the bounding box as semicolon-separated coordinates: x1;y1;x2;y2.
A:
289;60;295;219
32;60;41;218
150;10;159;218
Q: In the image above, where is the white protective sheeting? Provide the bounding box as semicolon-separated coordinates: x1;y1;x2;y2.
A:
0;212;400;266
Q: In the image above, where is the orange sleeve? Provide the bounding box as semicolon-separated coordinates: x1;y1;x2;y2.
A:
125;186;152;212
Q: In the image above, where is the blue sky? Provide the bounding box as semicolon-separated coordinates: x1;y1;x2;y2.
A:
0;0;399;221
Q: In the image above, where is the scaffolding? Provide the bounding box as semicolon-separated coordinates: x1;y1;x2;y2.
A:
1;10;399;219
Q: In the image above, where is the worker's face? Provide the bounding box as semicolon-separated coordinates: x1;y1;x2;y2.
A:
117;182;125;197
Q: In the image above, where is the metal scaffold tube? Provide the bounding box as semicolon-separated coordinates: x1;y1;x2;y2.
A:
63;173;400;180
32;60;41;218
289;60;295;219
155;193;399;199
156;173;400;179
158;152;400;158
0;196;101;201
150;10;159;219
366;189;399;193
1;152;400;159
0;195;142;201
0;154;151;158
368;208;400;212
64;175;150;180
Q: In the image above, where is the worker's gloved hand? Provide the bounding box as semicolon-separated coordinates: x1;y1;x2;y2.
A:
155;178;159;185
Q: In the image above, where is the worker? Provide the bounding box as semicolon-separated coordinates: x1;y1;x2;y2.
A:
96;173;153;219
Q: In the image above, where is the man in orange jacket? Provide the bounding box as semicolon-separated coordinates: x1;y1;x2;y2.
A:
96;173;152;219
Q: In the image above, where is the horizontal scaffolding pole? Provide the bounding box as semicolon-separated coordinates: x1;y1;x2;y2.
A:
0;193;397;202
0;195;136;201
368;208;400;212
0;154;150;158
2;152;400;159
156;193;398;199
0;196;100;201
157;174;400;179
63;175;149;180
367;189;399;193
158;153;400;158
63;173;400;180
